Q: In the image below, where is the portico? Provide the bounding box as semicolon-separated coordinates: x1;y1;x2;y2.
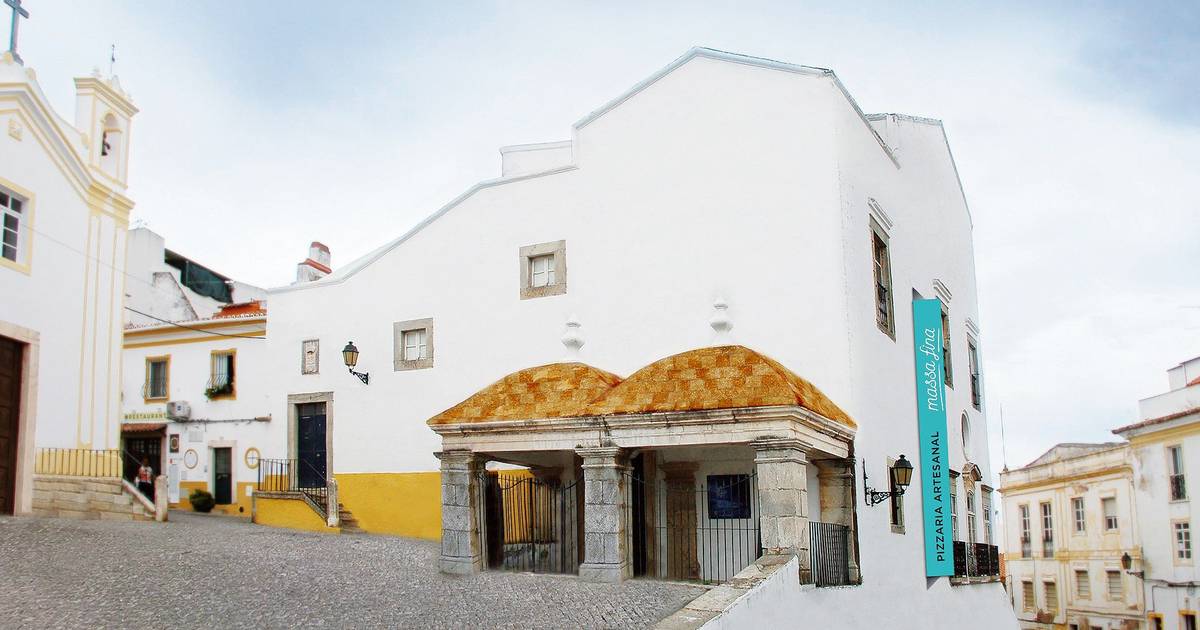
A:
428;345;858;584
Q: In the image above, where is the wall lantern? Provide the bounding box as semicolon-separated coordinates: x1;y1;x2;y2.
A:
1121;552;1144;579
864;454;914;506
342;341;369;385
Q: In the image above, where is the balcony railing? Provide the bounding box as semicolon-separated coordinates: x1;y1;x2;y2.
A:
1171;474;1187;501
953;542;1000;578
256;458;329;518
808;521;854;586
35;448;121;477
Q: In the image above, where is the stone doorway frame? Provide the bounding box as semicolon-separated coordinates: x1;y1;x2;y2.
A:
0;321;38;515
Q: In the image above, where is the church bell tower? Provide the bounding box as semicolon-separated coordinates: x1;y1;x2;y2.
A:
73;70;138;190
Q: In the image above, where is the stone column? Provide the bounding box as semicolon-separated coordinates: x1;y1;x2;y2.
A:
577;446;630;583
437;450;484;575
815;458;860;583
326;477;340;528
661;461;700;580
753;437;811;583
153;475;169;522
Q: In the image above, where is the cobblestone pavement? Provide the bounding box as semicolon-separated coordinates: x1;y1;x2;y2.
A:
0;512;703;629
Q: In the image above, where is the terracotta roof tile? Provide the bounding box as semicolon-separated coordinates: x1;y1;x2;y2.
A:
427;363;622;425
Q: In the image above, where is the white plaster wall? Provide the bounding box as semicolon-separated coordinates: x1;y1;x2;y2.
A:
499;141;572;177
264;51;1012;625
0;69;126;451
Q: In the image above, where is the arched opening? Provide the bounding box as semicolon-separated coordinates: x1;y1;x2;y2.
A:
99;113;122;176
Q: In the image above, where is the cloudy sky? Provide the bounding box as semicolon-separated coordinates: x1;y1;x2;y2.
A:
17;1;1199;472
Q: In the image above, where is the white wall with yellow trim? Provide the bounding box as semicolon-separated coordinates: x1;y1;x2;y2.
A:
122;316;270;512
0;52;136;516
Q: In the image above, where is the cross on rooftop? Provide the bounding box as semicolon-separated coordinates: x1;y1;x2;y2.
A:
5;0;28;65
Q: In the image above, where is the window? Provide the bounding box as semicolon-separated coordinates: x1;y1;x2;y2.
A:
1103;497;1118;530
1184;613;1197;630
961;413;971;457
706;475;752;519
1151;614;1164;630
403;329;427;361
1022;580;1035;612
982;488;993;544
207;350;235;399
889;457;905;533
1075;569;1090;598
1073;497;1086;533
1041;501;1054;557
393;318;434;371
870;219;894;336
1044;581;1058;613
1176;521;1193;561
1170;445;1187;501
519;240;567;299
1106;570;1122;599
966;491;977;544
968;338;982;409
0;187;25;264
950;472;960;541
941;303;954;387
1020;504;1032;558
301;339;319;375
529;254;555;288
144;356;169;401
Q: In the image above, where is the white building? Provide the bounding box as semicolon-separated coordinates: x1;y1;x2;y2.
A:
0;49;136;514
1000;443;1143;629
256;48;1014;626
1115;356;1200;630
120;228;271;515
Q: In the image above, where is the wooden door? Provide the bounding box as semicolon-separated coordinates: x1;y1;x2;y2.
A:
296;403;326;488
0;336;22;515
213;447;232;505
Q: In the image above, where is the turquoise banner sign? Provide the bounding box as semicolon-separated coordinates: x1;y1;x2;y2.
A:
912;298;954;577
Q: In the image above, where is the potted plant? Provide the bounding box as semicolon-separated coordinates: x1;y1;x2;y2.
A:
189;489;215;513
204;382;233;399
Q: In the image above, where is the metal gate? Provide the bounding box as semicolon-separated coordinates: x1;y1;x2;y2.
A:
627;471;761;583
809;521;851;586
478;472;579;574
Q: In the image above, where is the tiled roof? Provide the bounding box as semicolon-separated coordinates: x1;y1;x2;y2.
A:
584;346;855;427
1113;406;1200;436
428;345;855;428
427;363;623;425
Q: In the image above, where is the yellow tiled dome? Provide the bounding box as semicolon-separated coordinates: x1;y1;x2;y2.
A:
427;362;622;425
584;345;855;428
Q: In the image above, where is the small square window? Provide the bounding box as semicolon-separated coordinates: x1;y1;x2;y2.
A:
519;240;566;299
393;318;434;371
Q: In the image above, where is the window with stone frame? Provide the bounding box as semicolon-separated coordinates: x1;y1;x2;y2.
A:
1021;580;1035;611
0;187;25;264
1041;501;1055;557
393;318;434;371
207;350;235;399
1105;570;1122;599
967;337;982;409
870;218;895;338
949;470;959;541
1073;497;1086;533
1175;521;1193;561
519;240;566;299
1020;503;1032;558
982;487;994;544
1103;497;1119;530
1075;569;1090;598
1044;581;1059;613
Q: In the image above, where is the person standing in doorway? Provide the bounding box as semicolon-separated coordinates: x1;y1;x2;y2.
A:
137;456;154;500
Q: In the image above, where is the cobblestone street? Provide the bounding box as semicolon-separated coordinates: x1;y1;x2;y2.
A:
0;512;703;629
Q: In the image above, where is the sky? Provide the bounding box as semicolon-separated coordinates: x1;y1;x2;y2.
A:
14;1;1200;474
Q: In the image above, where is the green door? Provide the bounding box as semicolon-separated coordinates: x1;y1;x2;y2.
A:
213;447;232;504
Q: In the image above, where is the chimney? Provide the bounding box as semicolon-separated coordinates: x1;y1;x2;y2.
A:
295;241;332;283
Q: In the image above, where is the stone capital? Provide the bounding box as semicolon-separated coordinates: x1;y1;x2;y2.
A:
575;446;627;469
435;450;482;470
752;437;811;465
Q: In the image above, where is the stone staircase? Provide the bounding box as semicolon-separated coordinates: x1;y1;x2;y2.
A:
337;503;363;534
31;475;155;521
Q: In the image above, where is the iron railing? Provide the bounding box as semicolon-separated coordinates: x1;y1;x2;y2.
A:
809;521;852;586
1172;474;1187;501
624;472;761;584
478;472;579;574
256;458;329;517
34;448;120;477
953;541;1000;578
120;448;156;502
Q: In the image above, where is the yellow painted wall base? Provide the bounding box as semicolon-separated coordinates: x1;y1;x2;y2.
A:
253;496;337;533
335;472;442;540
173;480;254;516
